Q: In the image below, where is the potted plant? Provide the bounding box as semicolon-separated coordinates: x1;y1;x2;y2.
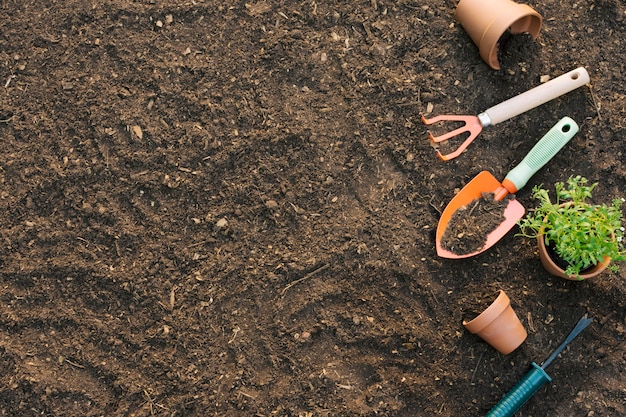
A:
517;176;625;280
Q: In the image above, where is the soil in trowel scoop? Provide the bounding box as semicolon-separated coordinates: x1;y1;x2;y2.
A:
440;192;515;255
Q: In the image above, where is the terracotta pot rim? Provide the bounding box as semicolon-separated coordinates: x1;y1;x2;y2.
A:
463;290;508;333
455;0;542;70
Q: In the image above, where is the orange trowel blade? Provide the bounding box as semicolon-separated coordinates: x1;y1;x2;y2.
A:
436;171;525;259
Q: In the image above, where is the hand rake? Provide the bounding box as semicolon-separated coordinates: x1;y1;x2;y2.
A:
422;67;589;161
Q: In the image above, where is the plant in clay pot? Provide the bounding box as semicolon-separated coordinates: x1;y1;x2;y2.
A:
517;176;626;280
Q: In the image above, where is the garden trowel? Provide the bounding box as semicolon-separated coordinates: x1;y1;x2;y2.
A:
436;117;578;259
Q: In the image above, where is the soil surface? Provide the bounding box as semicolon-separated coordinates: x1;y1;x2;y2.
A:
1;1;625;416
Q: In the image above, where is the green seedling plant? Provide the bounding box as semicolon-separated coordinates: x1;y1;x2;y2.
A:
517;176;626;278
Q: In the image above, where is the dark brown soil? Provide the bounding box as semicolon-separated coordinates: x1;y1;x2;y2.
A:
1;1;625;416
462;286;504;320
440;192;512;254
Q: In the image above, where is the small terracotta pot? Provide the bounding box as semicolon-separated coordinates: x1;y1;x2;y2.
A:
455;0;542;70
463;290;527;354
536;231;611;281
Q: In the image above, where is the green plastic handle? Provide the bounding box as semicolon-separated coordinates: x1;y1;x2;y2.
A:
503;117;579;192
485;362;552;417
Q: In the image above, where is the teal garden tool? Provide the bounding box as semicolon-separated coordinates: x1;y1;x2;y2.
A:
485;313;593;417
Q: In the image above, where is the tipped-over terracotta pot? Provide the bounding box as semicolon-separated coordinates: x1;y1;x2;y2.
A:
463;290;527;354
455;0;542;70
537;232;611;281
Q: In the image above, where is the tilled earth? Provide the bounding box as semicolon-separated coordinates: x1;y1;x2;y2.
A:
0;1;624;416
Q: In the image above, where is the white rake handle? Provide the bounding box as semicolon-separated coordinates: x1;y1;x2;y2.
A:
482;67;590;126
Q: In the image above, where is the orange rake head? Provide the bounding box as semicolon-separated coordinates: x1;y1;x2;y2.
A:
421;114;487;161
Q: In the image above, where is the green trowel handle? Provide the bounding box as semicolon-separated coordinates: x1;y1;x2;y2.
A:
503;117;579;193
485;362;552;417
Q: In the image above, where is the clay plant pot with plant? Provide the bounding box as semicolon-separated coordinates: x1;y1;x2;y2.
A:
517;176;626;280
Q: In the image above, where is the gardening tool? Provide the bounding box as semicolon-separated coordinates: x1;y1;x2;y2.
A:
484;313;593;417
436;117;578;259
422;67;589;161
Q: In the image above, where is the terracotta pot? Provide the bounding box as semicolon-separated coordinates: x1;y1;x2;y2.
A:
463;290;527;354
536;230;611;281
455;0;542;70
